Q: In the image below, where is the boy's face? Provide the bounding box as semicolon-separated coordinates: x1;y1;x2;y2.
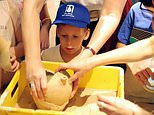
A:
57;24;89;55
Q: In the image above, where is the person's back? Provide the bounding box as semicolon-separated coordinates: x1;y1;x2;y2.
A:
42;2;90;63
118;2;153;45
0;0;24;92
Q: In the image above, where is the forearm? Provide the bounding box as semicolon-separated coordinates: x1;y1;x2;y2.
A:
116;42;133;67
40;3;50;21
40;2;51;31
40;20;50;51
90;36;154;68
14;43;24;58
22;0;45;64
87;0;127;53
41;19;51;33
88;14;120;52
81;15;121;58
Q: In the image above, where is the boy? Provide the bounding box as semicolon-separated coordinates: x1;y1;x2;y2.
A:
117;0;154;104
41;2;90;63
41;2;90;98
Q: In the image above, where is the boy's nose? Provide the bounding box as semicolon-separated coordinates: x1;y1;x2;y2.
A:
67;38;72;45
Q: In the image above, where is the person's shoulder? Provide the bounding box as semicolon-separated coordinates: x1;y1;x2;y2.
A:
41;46;59;56
127;2;141;16
42;45;59;56
41;45;60;61
131;2;141;11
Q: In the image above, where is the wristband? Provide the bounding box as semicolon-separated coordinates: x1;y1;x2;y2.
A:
85;46;96;55
41;18;51;25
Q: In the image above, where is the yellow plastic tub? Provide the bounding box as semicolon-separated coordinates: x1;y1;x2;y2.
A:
0;61;124;115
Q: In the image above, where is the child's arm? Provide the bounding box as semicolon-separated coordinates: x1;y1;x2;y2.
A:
8;25;23;72
40;4;51;50
13;25;24;58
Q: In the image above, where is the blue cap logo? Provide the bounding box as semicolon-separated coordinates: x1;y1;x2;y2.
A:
63;5;74;17
52;2;90;28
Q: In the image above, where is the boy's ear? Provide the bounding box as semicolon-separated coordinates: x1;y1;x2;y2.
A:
56;27;60;38
83;28;90;40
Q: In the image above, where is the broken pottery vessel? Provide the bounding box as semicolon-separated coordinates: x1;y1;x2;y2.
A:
34;70;72;111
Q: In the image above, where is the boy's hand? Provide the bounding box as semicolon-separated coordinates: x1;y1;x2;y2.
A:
10;55;20;72
10;47;20;72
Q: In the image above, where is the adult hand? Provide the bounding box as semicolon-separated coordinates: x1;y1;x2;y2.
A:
135;67;153;86
97;96;150;115
57;55;95;97
26;62;47;100
57;57;93;83
57;49;94;82
128;59;154;85
56;61;87;98
70;78;79;99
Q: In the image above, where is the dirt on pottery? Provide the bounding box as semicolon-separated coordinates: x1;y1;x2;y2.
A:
15;86;37;109
65;88;116;114
15;86;116;114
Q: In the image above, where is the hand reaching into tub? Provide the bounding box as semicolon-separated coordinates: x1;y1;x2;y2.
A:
128;59;154;86
97;96;150;115
56;56;96;98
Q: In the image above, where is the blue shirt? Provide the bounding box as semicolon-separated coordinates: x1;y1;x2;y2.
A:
118;2;153;45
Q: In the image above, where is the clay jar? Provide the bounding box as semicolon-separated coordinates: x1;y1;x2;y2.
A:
34;70;72;111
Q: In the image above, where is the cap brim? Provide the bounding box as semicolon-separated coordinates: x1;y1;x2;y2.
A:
52;20;88;28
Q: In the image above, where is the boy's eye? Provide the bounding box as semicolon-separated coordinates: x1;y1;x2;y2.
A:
62;35;67;38
73;35;78;38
